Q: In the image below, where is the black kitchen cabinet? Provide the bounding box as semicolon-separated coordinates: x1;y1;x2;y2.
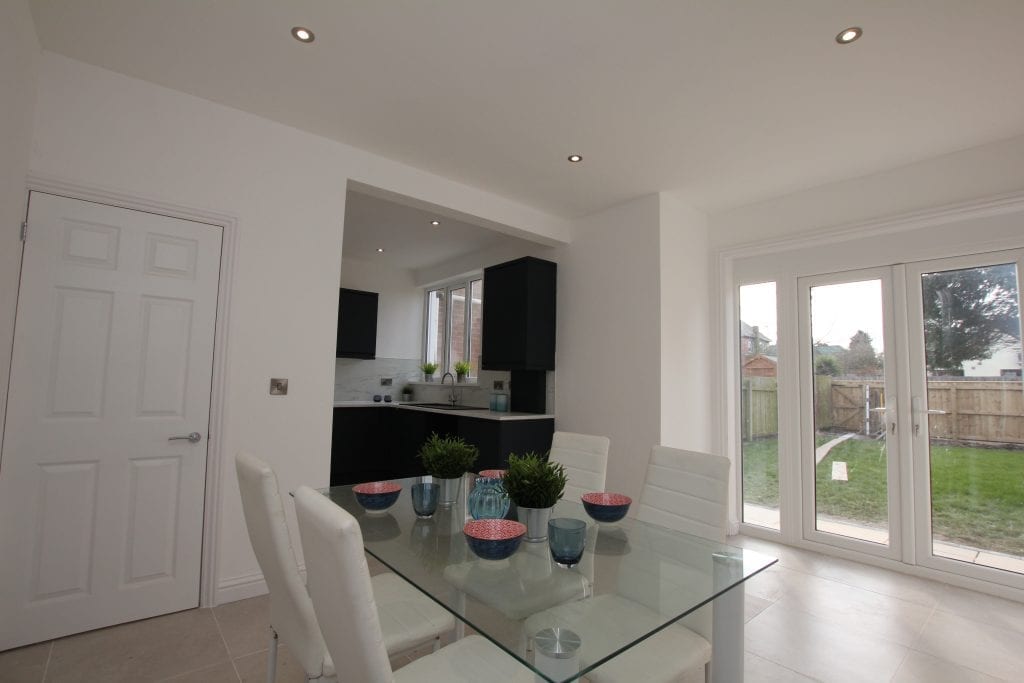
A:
331;406;554;484
481;257;556;371
336;288;378;359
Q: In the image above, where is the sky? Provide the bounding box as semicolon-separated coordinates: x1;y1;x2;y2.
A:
740;279;885;350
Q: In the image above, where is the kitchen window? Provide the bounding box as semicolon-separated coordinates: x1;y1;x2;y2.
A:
424;277;483;378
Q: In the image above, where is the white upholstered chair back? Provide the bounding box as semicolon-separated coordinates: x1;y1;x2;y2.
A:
235;453;328;678
548;431;610;503
635;446;731;543
294;486;395;683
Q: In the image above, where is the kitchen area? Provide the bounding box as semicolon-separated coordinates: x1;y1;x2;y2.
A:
331;186;558;485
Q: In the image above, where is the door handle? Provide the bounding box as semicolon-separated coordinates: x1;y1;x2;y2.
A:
169;432;202;444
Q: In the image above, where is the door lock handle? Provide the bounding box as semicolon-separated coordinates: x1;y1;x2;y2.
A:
169;432;202;444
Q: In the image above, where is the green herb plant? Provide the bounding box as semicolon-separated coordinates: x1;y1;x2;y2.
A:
421;362;439;375
454;361;471;378
417;433;478;479
503;452;568;509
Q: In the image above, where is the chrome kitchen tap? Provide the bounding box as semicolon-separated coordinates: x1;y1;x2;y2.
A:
440;372;458;406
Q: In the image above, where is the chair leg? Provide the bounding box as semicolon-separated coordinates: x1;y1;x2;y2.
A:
267;627;279;683
704;661;711;682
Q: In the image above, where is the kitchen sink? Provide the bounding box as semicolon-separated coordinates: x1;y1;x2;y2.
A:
404;402;489;411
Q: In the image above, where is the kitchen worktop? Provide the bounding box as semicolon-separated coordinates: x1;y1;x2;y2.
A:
333;400;553;421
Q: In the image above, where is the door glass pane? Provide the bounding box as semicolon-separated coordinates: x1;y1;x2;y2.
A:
449;286;467;371
740;282;780;530
426;289;446;366
809;279;890;545
921;263;1024;573
468;279;484;377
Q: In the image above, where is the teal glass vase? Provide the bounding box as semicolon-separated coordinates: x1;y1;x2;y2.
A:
468;477;510;520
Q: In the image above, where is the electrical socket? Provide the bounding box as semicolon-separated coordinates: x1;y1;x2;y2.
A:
380;377;393;386
269;378;288;395
493;380;504;390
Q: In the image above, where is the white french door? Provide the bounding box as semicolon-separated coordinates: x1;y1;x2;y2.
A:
0;193;223;649
792;250;1024;588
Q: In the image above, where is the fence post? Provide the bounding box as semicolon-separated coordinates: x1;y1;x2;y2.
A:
950;383;959;441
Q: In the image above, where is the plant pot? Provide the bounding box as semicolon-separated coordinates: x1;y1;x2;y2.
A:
456;372;467;383
401;392;412;402
424;373;434;382
437;476;462;507
517;505;553;542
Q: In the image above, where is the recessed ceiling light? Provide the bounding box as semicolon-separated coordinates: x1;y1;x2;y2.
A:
567;154;583;163
291;26;315;43
376;248;384;253
430;220;440;226
835;27;862;44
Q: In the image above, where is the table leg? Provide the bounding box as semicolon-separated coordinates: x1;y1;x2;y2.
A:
453;590;466;641
711;553;745;683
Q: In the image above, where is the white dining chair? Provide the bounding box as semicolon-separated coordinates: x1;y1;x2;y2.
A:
293;485;536;682
523;446;731;683
235;453;455;683
548;431;611;503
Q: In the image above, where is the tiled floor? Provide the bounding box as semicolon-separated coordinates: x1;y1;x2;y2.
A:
2;536;1024;682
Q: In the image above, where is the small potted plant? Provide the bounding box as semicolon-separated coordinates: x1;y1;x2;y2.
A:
418;433;478;506
400;384;414;402
454;360;471;383
421;361;438;382
503;452;568;542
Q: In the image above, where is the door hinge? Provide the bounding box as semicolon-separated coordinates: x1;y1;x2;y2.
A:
20;221;27;241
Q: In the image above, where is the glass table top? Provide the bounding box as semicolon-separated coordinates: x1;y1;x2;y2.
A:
321;477;776;682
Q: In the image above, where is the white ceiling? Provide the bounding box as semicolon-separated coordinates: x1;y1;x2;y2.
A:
342;189;538;271
28;1;1024;218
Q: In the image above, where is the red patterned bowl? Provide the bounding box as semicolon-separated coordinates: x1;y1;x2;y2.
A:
581;492;632;523
464;519;526;560
352;481;402;511
478;469;506;479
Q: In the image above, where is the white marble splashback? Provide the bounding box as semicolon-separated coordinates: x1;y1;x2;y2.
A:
334;358;553;413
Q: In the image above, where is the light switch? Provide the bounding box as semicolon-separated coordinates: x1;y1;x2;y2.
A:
381;377;393;386
270;378;288;395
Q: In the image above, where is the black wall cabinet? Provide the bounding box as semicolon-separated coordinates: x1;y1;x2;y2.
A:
336;288;378;359
481;257;556;371
330;407;555;486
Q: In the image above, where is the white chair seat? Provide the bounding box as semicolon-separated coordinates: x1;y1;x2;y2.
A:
372;572;457;653
394;634;534;682
524;593;710;683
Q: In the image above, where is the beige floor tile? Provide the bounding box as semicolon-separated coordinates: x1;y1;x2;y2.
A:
731;535;834;576
804;555;942;608
934;584;1024;635
157;661;240;683
746;601;908;682
771;572;934;646
744;651;820;682
233;644;307;683
891;650;1007;683
212;595;272;658
0;641;51;683
745;593;774;623
46;609;229;682
913;609;1024;681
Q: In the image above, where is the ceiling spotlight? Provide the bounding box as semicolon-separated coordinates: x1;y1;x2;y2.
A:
376;248;384;253
835;27;862;44
430;220;440;226
567;154;583;163
291;26;315;43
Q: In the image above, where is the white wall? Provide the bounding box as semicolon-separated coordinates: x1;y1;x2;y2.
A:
552;195;663;503
0;0;39;446
658;192;712;453
25;52;574;601
710;132;1024;249
340;257;421;360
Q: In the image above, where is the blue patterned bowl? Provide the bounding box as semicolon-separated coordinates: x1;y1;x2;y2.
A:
353;481;402;512
581;492;632;523
464;519;526;560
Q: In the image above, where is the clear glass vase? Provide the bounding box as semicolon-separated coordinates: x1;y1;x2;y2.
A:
468;477;510;520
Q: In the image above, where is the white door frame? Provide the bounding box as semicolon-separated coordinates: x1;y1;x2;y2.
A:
20;174;237;608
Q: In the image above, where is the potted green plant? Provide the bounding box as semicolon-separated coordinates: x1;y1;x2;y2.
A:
420;361;438;382
400;384;414;402
453;360;471;382
418;433;478;505
503;452;568;542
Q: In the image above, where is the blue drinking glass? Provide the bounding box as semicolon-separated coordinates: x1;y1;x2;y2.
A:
411;483;440;519
548;518;587;568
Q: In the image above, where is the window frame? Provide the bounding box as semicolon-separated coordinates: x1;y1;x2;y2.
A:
423;274;483;380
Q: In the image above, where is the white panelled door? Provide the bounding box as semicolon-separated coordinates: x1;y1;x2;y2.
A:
0;193;222;649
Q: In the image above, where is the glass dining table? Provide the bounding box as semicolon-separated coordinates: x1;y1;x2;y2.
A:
320;476;776;682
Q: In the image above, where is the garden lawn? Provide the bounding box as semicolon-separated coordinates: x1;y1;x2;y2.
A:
743;437;1024;556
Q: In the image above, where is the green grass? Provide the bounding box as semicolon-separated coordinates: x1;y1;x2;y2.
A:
743;436;1024;556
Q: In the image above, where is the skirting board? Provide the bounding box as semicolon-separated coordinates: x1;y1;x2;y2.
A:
216;565;306;605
